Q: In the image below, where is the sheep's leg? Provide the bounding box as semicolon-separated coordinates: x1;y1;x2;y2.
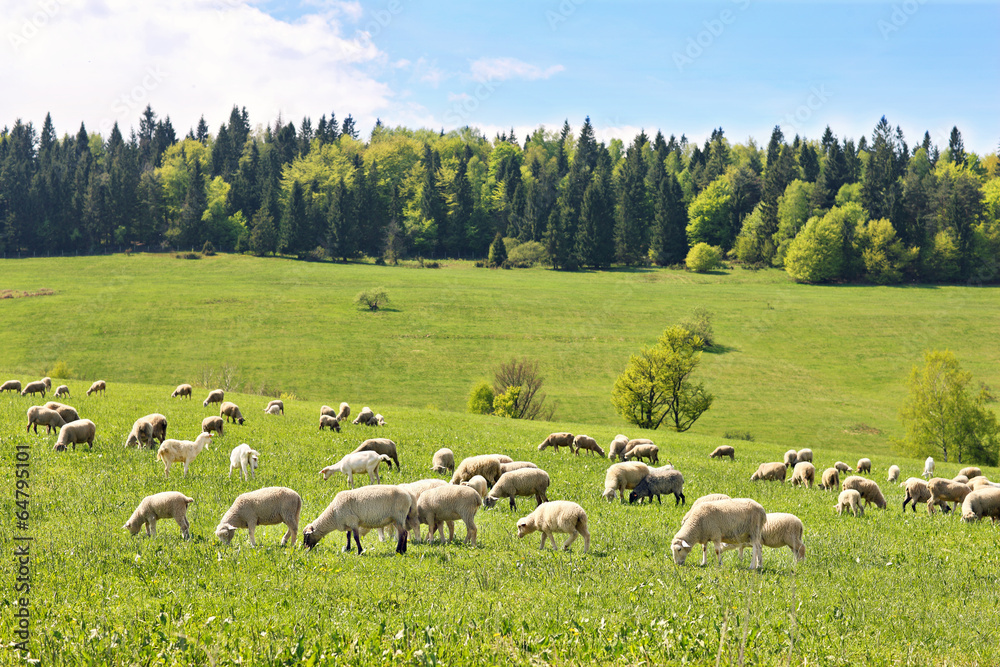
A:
446;521;455;542
700;545;708;566
466;520;477;546
280;524;295;546
163;461;171;477
183;461;190;477
563;531;578;551
144;520;152;537
247;521;257;547
509;496;517;511
752;541;762;569
178;516;190;540
394;525;407;554
228;466;234;479
344;531;353;552
353;528;364;555
539;534;548;550
347;472;354;488
148;518;157;537
714;542;724;566
369;468;379;485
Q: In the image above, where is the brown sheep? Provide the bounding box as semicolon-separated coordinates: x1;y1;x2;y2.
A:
927;477;971;515
538;432;574;452
750;462;786;482
709;445;735;460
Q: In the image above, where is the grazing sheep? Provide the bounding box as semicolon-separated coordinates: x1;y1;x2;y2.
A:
681;494;732;525
41;377;52;390
1;380;22;393
835;489;864;517
352;406;376;425
790;461;816;489
20;381;46;398
624;438;654;459
538;432;574;452
124;414;168;449
319;415;341;432
500;461;538;475
54;385;70;398
156;432;213;477
430;448;455;474
266;399;284;415
202;416;224;437
302;485;413;554
203;389;224;407
602;462;650;502
229;443;260;481
26;406;65;434
952;474;970;485
353;438;400;471
171;384;193;399
961;488;1000;522
959;466;982;480
374;413;387;426
968;477;1000;492
783;449;798;468
573;435;605;457
887;465;901;484
722;513;806;563
856;458;872;474
517;501;590;553
393;479;450;541
484;468;550;511
86;380;106;396
835;461;852;475
796;448;813;464
460;475;489;499
819;468;840;491
337;402;350;420
417;484;482;545
123;492;194;539
450;455;506;486
264;404;281;416
215;487;302;547
671;498;766;568
53;419;96;452
44;402;79;423
320;405;338;419
220;401;245;425
750;462;787;483
608;435;629;461
629;468;684;505
709;445;735;460
320;450;393;488
922;457;935;479
624;443;659;464
842;476;886;509
902;478;932;513
927;477;971;515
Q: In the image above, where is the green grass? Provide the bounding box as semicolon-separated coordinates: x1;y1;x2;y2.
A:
2;382;1000;665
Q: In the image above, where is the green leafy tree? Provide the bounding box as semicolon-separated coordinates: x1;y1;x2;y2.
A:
488;233;507;267
686;177;733;248
853;217;917;284
685;243;721;272
354;287;390;311
467;381;495;415
773;179;816;265
492;386;522;419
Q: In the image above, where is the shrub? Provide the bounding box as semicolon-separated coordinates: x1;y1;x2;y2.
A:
355;287;390;311
201;241;216;256
678;308;714;349
685;243;722;272
492;386;521;419
47;361;73;379
920;230;961;282
853;217;917;284
492;358;553;420
783;203;866;283
488;234;507;268
467;381;495;415
305;246;328;262
723;430;754;441
174;252;202;260
424;261;441;269
507;241;548;268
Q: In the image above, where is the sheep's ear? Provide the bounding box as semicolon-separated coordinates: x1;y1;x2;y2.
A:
680;540;691;549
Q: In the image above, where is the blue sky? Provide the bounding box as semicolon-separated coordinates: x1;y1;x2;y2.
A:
2;0;996;152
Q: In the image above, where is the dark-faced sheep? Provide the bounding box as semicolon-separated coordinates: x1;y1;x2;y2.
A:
629;468;684;505
220;401;245;425
319;415;341;432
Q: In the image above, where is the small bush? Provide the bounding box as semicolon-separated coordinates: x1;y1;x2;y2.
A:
679;308;714;349
474;261;485;268
201;241;216;256
507;241;548;268
47;361;73;379
375;256;387;266
685;243;721;272
424;261;441;269
467;381;495;415
355;287;390;311
304;246;328;262
488;234;507;268
279;391;298;402
174;252;202;260
492;386;521;418
723;430;754;441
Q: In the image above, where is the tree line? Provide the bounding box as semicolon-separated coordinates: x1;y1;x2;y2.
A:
1;106;998;283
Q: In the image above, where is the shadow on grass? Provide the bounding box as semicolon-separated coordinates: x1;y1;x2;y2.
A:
704;343;737;355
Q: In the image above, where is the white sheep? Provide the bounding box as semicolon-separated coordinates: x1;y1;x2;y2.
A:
681;494;732;525
53;419;96;451
460;475;488;499
499;461;539;475
171;383;193;399
834;461;852;475
961;488;1000;522
484;468;550;511
927;477;971;515
0;379;22;393
450;455;506;486
395;479;450;541
430;448;455;474
302;485;413;554
202;416;224;437
623;438;654;460
123;492;194;539
968;477;1000;492
319;415;341;431
750;462;786;482
602;462;650;502
320;450;393;488
374;413;387;426
608;434;629;461
44;402;79;423
156;432;213;477
842;476;886;509
352;406;376;425
86;380;106;396
709;445;735;460
796;448;813;463
902;477;931;512
958;466;983;480
416;484;482;545
266;399;284;415
783;449;798;468
320;405;338;419
722;512;806;563
856;458;872;474
818;468;840;491
229;443;260;481
203;389;224;407
572;435;605;457
264;404;282;416
41;377;52;390
124;414;168;449
922;456;935;479
952;474;970;485
220;401;245;425
353;438;400;470
624;443;659;464
671;498;766;568
337;402;351;420
54;384;70;398
517;500;590;553
26;406;65;434
538;432;574;452
20;380;46;398
887;465;901;484
790;461;815;488
215;487;302;547
835;489;863;517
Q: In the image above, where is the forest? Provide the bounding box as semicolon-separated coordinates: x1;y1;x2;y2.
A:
1;106;998;283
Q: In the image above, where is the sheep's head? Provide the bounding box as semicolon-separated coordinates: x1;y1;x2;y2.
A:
215;523;236;544
302;526;319;549
320;466;336;481
628;490;642;504
671;538;692;565
123;519;141;535
515;519;534;538
482;496;499;509
237;417;245;425
601;488;616;502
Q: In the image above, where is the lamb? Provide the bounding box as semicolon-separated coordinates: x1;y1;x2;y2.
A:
952;474;970;485
841;476;886;509
968;476;1000;492
887;465;901;484
922;456;935;479
123;492;194;539
320;405;338;419
41;377;52;390
353;438;400;471
709;445;735;460
229;443;260;481
783;449;798;468
430;448;455;474
171;383;193;399
460;475;488;499
608;435;629;461
54;385;70;398
602;462;650;502
417;484;482;545
124;414;168;449
628;468;684;505
483;468;551;510
517;500;590;553
26;406;66;434
961;488;1000;522
835;489;864;517
624;438;654;460
835;461;852;475
44;402;79;423
926;477;971;515
722;512;806;563
500;461;538;475
450;454;506;486
86;380;106;396
958;466;982;480
538;432;574;452
220;401;245;425
337;402;350;420
215;487;302;547
202;416;224;437
374;413;387;426
302;485;413;554
396;479;449;540
819;468;840;491
750;462;787;482
856;458;872;474
796;448;813;463
266;399;284;415
0;380;22;393
53;419;96;451
156;432;213;477
319;415;341;432
572;435;605;457
624;443;659;464
790;461;816;488
352;406;376;425
20;380;46;398
902;478;932;512
320;450;393;488
203;389;224;407
671;498;766;568
264;404;282;416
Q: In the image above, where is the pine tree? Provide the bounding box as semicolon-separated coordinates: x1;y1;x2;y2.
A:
280;179;307;254
195;116;209;144
341;115;359;140
862;116;903;225
650;171;688;265
577;160;615;269
614;135;651;265
948;126;966;166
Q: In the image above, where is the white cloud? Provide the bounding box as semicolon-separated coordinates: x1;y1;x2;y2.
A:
469;57;564;83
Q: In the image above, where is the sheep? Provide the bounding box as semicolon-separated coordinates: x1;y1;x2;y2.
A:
374;413;387;426
902;478;932;513
841;476;886;509
202;416;224;437
628;468;684;505
961;488;1000;523
722;513;806;563
20;381;46;398
834;461;852;475
624;438;654;459
750;462;786;483
450;455;506;486
517;501;590;553
123;492;194;539
124;414;168;449
856;458;872;474
26;406;65;434
922;456;935;479
958;466;982;480
430;448;455;474
395;479;450;540
41;377;52;390
796;448;813;463
171;383;193;399
203;389;224;407
53;419;96;451
952;474;970;485
671;498;766;568
494;455;514;464
320;405;338;419
819;468;840;491
887;465;901;484
220;401;245;425
602;462;650;502
215;487;302;547
968;477;1000;492
156;432;213;477
500;461;538;475
608;434;629;461
319;415;341;432
484;468;550;511
264;404;282;416
302;485;413;554
86;380;106;396
572;435;605;457
460;475;488;499
417;484;482;545
783;449;798;468
0;380;22;393
353;438;400;471
681;494;732;525
352;406;376;425
927;477;971;515
790;461;816;489
266;399;284;415
709;445;735;460
624;443;659;464
337;402;350;420
229;443;260;481
54;384;70;398
835;489;864;517
538;432;574;452
320;450;393;488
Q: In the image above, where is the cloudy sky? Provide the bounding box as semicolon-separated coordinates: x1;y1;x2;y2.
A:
2;0;997;151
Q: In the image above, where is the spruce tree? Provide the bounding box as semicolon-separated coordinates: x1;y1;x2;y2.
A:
650;171;687;265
